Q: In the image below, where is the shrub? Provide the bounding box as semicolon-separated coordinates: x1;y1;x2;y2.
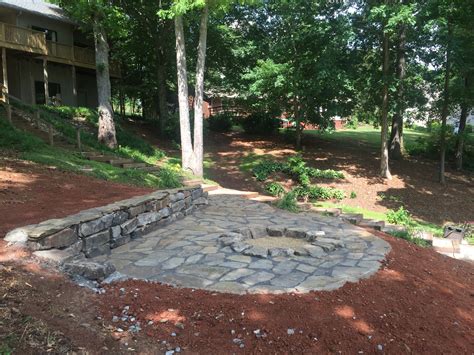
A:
284;155;344;185
350;191;357;199
158;167;182;188
293;185;345;201
265;182;285;197
253;160;285;181
345;116;358;129
240;111;280;135
275;191;299;212
386;206;412;226
208;112;234;132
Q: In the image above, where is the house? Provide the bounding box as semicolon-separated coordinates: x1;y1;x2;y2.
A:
0;0;119;110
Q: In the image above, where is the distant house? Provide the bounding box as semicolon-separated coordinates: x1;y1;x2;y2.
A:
0;0;120;109
447;109;474;133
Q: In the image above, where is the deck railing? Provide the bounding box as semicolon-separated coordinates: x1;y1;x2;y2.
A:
0;22;119;76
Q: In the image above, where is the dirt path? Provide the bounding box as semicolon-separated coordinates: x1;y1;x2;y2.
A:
122;121;473;224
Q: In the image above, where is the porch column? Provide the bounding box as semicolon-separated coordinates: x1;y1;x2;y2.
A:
2;47;9;103
71;65;77;106
2;47;11;123
29;59;35;104
43;58;49;105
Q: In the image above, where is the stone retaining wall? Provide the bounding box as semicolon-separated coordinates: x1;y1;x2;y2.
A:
5;186;208;261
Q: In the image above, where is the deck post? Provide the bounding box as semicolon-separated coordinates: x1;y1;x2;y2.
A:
72;65;77;106
2;47;12;123
43;58;49;105
76;126;82;151
29;59;35;104
2;47;9;103
48;123;54;146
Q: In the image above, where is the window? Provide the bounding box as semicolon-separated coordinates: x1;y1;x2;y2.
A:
35;81;61;104
31;26;57;42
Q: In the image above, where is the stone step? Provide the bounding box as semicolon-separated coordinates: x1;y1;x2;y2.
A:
359;219;385;231
250;195;277;203
381;224;407;234
109;158;135;166
208;188;259;199
139;166;160;172
311;207;342;216
87;155;116;162
121;162;147;169
340;213;363;225
183;178;203;186
201;183;220;192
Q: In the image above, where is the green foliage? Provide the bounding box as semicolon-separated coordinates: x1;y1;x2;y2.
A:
345;117;359;129
157;167;182;188
265;182;285;197
293;185;345;201
252;160;285;181
350;191;357;199
207;112;234;132
386;206;412;226
252;155;344;184
0;117;45;152
275;191;299;213
240;112;280;135
41;105;98;125
407;122;474;170
389;230;431;248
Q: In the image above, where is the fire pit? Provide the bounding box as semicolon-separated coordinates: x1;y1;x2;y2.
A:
218;226;344;258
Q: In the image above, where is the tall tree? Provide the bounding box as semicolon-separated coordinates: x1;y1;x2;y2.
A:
55;0;120;148
380;24;392;179
166;0;210;176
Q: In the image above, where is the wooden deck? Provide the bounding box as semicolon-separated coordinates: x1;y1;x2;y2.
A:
0;22;119;76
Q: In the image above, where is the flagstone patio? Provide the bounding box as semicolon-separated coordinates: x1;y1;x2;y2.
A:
92;194;391;294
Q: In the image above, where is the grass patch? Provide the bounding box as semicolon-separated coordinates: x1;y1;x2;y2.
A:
314;201;443;237
0;108;181;189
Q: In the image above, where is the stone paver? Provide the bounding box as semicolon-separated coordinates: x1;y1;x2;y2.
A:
94;195;391;294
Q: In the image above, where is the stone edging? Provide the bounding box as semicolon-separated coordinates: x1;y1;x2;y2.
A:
5;186;208;262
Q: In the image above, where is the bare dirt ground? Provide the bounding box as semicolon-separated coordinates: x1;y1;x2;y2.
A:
124;120;474;224
0;130;473;353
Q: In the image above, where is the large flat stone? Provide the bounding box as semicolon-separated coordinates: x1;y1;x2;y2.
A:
79;214;114;237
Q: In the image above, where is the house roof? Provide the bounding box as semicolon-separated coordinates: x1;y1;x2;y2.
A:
0;0;75;24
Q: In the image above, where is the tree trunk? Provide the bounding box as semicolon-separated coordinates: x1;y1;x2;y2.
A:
380;29;392;180
119;86;125;117
455;75;469;170
389;22;406;160
174;14;194;172
157;59;168;136
294;99;302;150
93;18;117;148
439;22;452;184
191;5;209;178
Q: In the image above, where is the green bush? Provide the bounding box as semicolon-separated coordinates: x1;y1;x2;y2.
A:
275;191;299;212
345;116;358;129
253;160;285;181
386;206;412;226
208;112;234;132
350;191;357;199
158;167;182;188
240;112;280;135
293;185;345;201
265;182;285;197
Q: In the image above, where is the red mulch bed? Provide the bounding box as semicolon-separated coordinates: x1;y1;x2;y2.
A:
0;158;152;236
0;148;473;353
100;233;474;354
